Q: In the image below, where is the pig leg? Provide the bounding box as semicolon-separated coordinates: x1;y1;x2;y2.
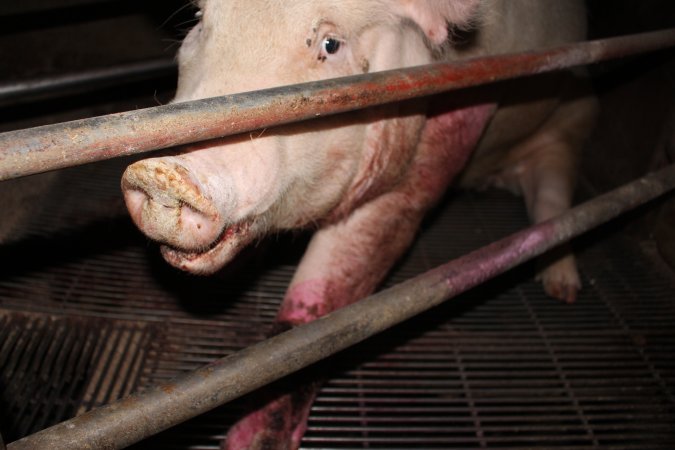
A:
505;94;598;303
223;104;494;450
223;189;429;450
517;143;580;303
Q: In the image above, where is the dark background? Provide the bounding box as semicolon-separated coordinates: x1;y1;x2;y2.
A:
0;1;674;448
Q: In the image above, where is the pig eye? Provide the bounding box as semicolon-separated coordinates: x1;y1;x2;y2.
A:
323;37;341;54
318;36;345;62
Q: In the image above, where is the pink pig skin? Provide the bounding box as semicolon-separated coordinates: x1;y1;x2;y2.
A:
224;102;495;449
121;1;597;449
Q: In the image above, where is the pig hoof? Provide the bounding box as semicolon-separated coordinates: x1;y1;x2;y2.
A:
222;384;319;450
539;255;581;304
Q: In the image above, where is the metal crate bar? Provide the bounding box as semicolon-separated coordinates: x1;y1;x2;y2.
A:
1;28;674;181
0;58;176;108
7;163;675;450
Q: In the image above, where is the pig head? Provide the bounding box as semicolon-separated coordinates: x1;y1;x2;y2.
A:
121;0;595;448
122;0;476;275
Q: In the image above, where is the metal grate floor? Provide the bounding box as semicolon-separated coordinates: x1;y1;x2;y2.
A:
1;157;674;449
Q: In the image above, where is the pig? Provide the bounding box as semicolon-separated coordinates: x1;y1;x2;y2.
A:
121;0;598;448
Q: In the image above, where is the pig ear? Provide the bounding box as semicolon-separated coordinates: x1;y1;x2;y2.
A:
392;0;481;45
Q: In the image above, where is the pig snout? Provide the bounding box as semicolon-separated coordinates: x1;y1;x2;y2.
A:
122;158;224;250
121;141;286;274
122;155;261;274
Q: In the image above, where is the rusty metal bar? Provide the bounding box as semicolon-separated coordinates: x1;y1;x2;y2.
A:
1;28;675;181
8;163;675;450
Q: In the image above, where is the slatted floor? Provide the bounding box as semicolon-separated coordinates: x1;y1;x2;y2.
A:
1;157;674;449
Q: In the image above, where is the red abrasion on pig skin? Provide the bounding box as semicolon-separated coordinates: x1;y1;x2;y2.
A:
223;383;320;450
277;279;335;324
223;321;321;450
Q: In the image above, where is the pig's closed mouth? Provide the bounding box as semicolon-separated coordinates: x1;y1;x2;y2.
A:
160;219;253;272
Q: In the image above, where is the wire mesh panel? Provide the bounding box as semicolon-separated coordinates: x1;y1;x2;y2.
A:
0;313;159;443
0;156;674;449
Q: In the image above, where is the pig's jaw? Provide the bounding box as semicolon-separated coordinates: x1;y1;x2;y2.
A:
159;218;256;274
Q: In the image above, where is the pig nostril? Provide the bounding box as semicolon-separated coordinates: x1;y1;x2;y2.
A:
179;202;222;241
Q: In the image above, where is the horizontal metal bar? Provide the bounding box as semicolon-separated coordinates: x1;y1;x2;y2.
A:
0;58;176;108
8;163;675;450
1;28;675;181
0;0;125;17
